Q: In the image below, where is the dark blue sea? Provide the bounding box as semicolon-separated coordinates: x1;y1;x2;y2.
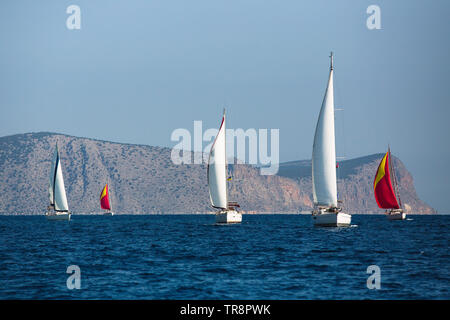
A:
0;214;448;299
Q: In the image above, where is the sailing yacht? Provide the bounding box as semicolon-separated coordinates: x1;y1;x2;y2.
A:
311;52;351;227
100;183;114;215
374;148;406;220
207;109;242;224
46;144;71;221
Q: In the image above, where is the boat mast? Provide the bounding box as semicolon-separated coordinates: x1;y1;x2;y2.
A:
52;143;59;208
330;51;340;210
330;51;334;71
223;108;228;210
108;181;112;212
388;147;402;209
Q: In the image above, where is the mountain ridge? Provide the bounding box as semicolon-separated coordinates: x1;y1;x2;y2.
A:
0;132;436;215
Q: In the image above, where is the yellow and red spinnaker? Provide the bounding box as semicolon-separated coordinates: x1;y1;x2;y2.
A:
373;152;399;209
100;184;111;210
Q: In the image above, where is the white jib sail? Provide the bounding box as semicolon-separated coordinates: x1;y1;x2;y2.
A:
312;56;338;207
207;112;228;209
53;146;69;211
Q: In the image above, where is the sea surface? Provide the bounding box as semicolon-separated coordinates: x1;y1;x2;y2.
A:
0;214;448;299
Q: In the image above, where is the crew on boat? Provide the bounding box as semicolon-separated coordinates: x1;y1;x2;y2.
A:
227;201;240;212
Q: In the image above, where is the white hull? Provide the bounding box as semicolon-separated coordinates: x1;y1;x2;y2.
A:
215;210;242;224
387;211;406;220
312;211;351;227
46;212;71;221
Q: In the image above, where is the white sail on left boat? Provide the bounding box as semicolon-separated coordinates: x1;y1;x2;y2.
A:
311;52;351;227
46;144;71;221
207;109;242;223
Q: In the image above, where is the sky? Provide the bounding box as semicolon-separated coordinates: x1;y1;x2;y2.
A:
1;0;449;212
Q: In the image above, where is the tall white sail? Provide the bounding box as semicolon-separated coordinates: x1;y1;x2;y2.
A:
207;111;228;209
51;146;69;212
312;54;338;207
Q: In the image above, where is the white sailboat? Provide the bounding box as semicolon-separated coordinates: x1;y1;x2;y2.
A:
46;144;71;221
208;109;242;224
311;52;351;227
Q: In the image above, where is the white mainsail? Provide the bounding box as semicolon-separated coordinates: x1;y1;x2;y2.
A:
207;111;228;209
312;53;338;208
49;145;69;212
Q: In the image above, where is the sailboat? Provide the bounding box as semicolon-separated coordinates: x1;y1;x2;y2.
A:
207;109;242;224
311;52;351;227
374;148;406;220
100;183;114;216
46;144;71;221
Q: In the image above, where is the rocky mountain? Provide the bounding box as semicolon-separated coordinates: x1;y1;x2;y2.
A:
277;155;435;214
0;132;435;214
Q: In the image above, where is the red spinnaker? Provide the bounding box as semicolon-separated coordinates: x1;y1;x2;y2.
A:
100;184;111;210
373;152;399;209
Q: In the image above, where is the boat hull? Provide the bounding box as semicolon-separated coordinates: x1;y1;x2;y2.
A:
104;211;114;216
312;212;351;227
215;210;242;224
387;211;406;220
46;212;71;221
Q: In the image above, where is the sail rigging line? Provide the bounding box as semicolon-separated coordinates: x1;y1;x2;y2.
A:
331;52;344;209
332;53;347;162
334;107;345;205
332;53;348;211
332;54;347;197
223;108;229;210
52;146;59;209
388;147;402;209
109;182;113;212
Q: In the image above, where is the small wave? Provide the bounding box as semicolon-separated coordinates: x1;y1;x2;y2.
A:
304;264;330;271
213;223;241;227
311;249;339;254
203;267;230;274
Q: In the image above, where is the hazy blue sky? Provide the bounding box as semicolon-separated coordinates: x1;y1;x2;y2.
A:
1;1;449;212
